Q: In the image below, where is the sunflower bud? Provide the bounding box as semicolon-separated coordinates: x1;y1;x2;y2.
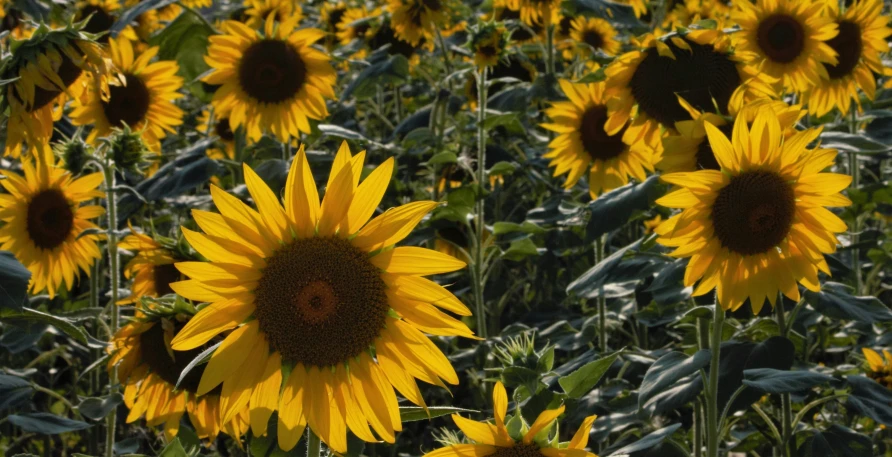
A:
105;126;151;174
54;138;92;175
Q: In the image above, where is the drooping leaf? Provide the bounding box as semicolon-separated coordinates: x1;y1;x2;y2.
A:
845;375;892;426
805;282;892;324
586;175;664;242
638;350;711;411
341;54;409;100
567;240;642;298
742;368;834;394
0;251;30;311
559;350;622;398
820;132;890;154
77;393;124;421
605;424;682;457
0;374;33;410
8;413;93;434
0;307;91;345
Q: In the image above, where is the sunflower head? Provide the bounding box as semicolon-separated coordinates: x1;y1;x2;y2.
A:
54;137;93;175
118;224;184;305
243;0;301;28
336;6;378;46
655;103;852;313
103;126;153;175
470;22;508;69
569;16;621;58
388;0;453;47
863;347;892;389
74;0;121;43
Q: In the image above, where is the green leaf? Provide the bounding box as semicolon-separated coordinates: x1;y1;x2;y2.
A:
158;438;187;457
742;368;834;394
566;240;641;298
586;175;663;242
846;375;892;425
501;238;541;261
427;151;458;165
77;393;124;421
0;307;91;345
9;413;93;434
317;124;369;142
0;251;30;311
341;55;409;100
493;221;545;236
148;9;215;82
558;350;621;398
638;349;711;412
820;131;890;154
606;424;682;456
398;406;476;422
483;111;524;133
175;341;221;389
805;282;892;324
0;374;33;410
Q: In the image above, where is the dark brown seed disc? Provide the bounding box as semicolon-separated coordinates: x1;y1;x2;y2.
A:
369;22;419;58
153;263;181;297
214;117;235;142
711;170;795;256
27;189;74;250
79;5;115;43
490;444;548;457
238;39;307;104
138;320;215;394
694;124;733;170
252;237;389;367
28;52;83;112
437;226;469;247
629;37;741;127
824;20;862;79
756;14;806;64
582;30;604;51
579;104;627;162
102;73;151;128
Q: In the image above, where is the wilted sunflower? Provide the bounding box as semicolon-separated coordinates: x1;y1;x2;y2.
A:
801;0;891;117
568;16;620;58
108;313;248;440
202;17;336;142
655;106;852;313
388;0;451;47
118;226;183;305
169;142;475;453
70;37;184;152
542;79;654;198
0;24;108;159
470;23;508;68
862;347;892;389
243;0;300;28
0;158;104;298
731;0;838;92
424;382;598;457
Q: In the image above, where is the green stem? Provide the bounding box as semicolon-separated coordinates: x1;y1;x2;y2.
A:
596;235;607;352
706;297;724;457
103;157;120;457
848;110;861;294
306;428;321;457
775;293;792;457
545;23;555;81
694;399;703;457
473;67;489;338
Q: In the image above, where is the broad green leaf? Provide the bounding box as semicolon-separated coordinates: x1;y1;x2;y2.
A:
558;350;621;398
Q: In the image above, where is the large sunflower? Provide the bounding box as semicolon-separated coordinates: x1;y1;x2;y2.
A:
0;158;104;298
118;226;183;305
801;0;891;116
168;143;474;452
108;312;248;440
732;0;839;92
568;16;620;58
202;17;336;142
70;37;184;152
424;382;598;457
655;105;852;313
388;0;451;47
0;26;108;159
542;79;654;198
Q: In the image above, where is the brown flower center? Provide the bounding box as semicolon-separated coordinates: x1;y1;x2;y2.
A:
582;30;604;50
28;52;83;112
139;320;216;394
824;20;862;79
238;39;307;104
214;117;235;142
252;237;388;367
27;189;74;250
694;124;732;170
102;73;151;128
152;263;181;297
79;5;115;43
711;170;795;256
756;14;806;64
579;105;627;162
490;444;548;457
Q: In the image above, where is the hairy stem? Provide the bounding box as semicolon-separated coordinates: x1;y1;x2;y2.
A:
473;67;489;338
706;297;724;457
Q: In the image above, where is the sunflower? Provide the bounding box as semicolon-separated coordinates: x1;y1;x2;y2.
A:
335;6;377;47
658;99;804;173
655;105;852;313
243;0;300;28
568;16;621;58
506;0;561;27
471;23;508;68
70;37;184;152
604;31;771;146
367;20;422;60
0;25;108;159
800;0;891;117
123;0;162;42
388;0;451;47
610;0;647;19
731;0;839;93
489;0;548;44
108;312;249;440
663;0;732;29
75;0;121;42
168;142;474;452
118;227;183;305
424;382;598;457
0;158;104;298
542;79;654;198
321;2;349;50
198;108;237;160
863;347;892;389
202;17;336;142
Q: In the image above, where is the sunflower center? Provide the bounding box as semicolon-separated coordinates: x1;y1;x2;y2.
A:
582;30;604;50
479;44;498;58
79;5;115;42
139;320;214;394
711;170;795;256
490;444;547;457
102;73;151;128
153;263;181;297
238;39;307;104
214;117;235;142
756;14;805;64
694;124;732;170
629;38;740;127
26;189;74;250
28;52;83;112
252;237;389;367
579;105;627;162
824;20;862;79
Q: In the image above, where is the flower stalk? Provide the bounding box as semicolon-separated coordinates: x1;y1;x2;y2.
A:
705;297;724;457
775;293;792;457
473;66;489;338
102;153;120;457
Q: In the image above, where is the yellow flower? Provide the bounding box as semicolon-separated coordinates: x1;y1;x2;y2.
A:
471;24;508;68
655;104;852;313
568;17;621;58
643;214;663;234
424;382;598;457
731;0;839;92
169;142;475;453
74;0;121;42
202;17;336;142
117;226;183;305
863;348;892;389
0;158;104;298
542;79;654;198
388;0;452;47
70;37;184;152
242;0;301;28
336;6;377;47
505;0;561;27
198;108;237;160
800;0;892;116
662;0;732;29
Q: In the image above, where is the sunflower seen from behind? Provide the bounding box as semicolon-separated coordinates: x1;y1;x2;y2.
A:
202;16;336;142
542;79;654;198
655;105;852;313
169;142;475;452
70;37;184;152
800;0;891;117
0;158;104;298
424;381;598;457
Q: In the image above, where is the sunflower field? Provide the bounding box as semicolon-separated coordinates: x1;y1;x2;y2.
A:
1;0;892;456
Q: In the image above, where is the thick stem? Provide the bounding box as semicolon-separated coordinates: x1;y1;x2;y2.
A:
775;293;792;457
306;428;321;457
596;235;607;352
473;67;489;338
706;297;725;457
103;160;120;457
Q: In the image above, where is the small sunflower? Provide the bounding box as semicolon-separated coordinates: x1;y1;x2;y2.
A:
198;108;237;160
489;0;548;44
568;16;621;58
801;0;892;116
732;0;839;92
75;0;121;42
202;17;336;142
0;158;104;298
336;6;377;47
863;347;892;389
108;312;248;441
424;382;598;457
0;25;108;159
321;2;348;50
388;0;452;47
118;227;183;305
470;23;508;68
655;105;852;313
542;79;654;198
243;0;300;29
367;20;422;59
663;0;732;29
70;37;184;152
506;0;561;27
168;142;474;453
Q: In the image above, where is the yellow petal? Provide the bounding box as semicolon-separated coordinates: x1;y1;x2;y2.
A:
568;415;597;449
370;247;466;275
171;298;255;350
352;201;440;252
197;320;260;395
523;405;565;444
249;351;282;437
344;157;395;234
